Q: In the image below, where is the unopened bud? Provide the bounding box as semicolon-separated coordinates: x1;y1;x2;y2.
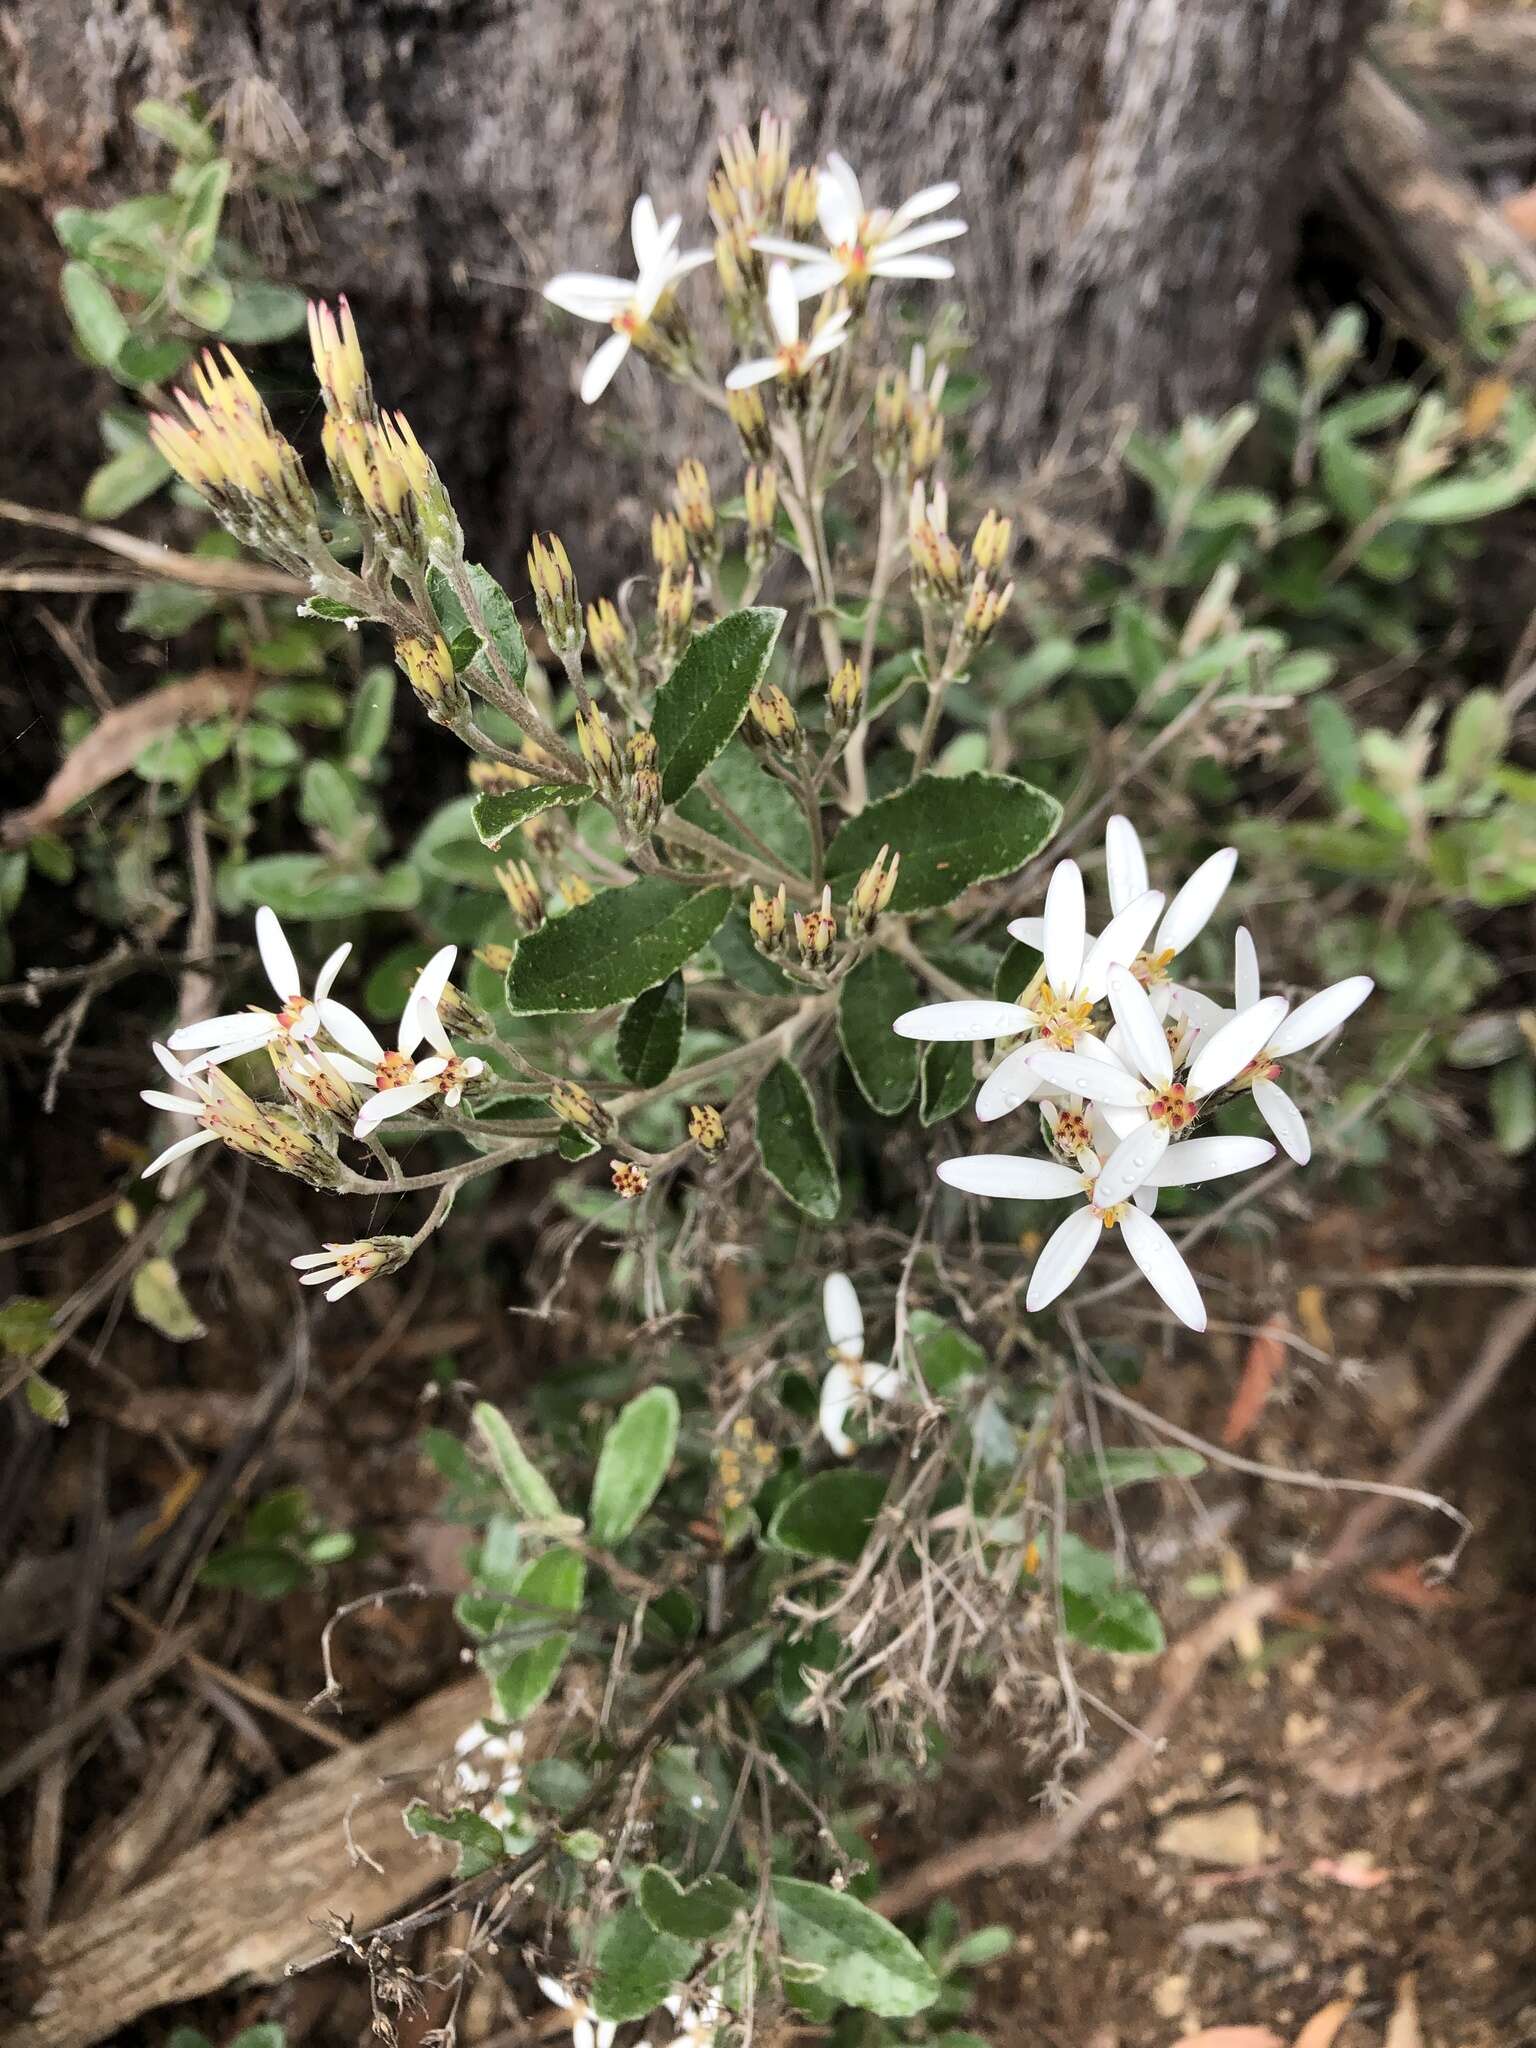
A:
688;1103;728;1157
496;859;545;932
550;1081;610;1138
744;463;778;573
674;459;718;561
749;882;788;954
575;704;622;794
477;941;516;974
971;508;1012;577
747;681;801;752
307;296;372;423
783;164;819;233
908;481;964;603
528;532;582;654
292;1235;410;1301
557;871;594;910
727;386;773;465
587;597;638;691
959;573;1014;652
611;1158;650;1201
655;565;695;666
827;658;864;733
396;634;465;722
873;365;908;476
794;884;837;967
651;510;690;576
848;844;900;935
437;981;494;1040
626;767;662;834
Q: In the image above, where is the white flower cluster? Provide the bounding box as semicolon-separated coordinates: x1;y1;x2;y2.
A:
544;148;966;404
894;819;1372;1331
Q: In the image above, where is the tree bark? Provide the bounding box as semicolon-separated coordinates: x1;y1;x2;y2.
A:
2;0;1378;573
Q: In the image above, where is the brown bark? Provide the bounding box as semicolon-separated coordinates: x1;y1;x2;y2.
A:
1;0;1377;573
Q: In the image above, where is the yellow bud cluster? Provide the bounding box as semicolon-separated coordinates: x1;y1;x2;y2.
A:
794;884;837;967
727;386;773;465
716;112;791;226
148;347;315;546
395;633;461;719
655;564;695;664
651;510;690;576
528;531;581;653
587;597;637;690
747;681;800;751
495;858;545;932
908;481;964;602
625;730;662;831
713;229;750;306
972;508;1013;577
674;459;717;555
743;465;779;572
827;658;864;733
550;1081;609;1136
575;704;621;791
749;882;788;954
782;164;819;234
848;843;901;934
688;1104;728;1156
960;574;1015;651
611;1158;650;1200
558;871;594;909
307;296;372;423
468;759;523;792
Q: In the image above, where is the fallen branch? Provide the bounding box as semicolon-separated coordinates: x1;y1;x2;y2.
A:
9;1677;486;2048
873;1292;1536;1920
0;498;307;598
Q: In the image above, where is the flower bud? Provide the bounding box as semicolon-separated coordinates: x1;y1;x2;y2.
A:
651;510;690;577
727;386;773;465
909;482;965;603
873;365;908;477
575;704;623;796
149;347;317;567
827;658;864;733
587;597;639;692
655;565;695;667
307;296;373;424
793;884;837;966
557;871;594;910
611;1158;650;1200
744;463;778;573
749;882;788;954
848;843;900;935
438;981;494;1040
971;508;1012;577
958;573;1014;653
528;532;582;655
477;941;516;974
688;1104;728;1157
626;767;663;834
674;459;718;563
292;1235;410;1301
396;633;466;723
783;163;819;234
550;1081;611;1138
746;681;801;753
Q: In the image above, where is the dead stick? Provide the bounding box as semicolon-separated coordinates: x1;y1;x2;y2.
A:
873;1293;1536;1920
0;1624;202;1801
0;498;306;597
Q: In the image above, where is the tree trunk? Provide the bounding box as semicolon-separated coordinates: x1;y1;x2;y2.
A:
2;0;1378;574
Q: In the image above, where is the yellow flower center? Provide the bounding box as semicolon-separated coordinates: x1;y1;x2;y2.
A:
1034;979;1094;1049
1133;946;1177;989
1146;1080;1197;1132
374;1049;416;1091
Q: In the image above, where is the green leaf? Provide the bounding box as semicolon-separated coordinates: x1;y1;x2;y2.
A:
115;336;194;386
1444;689;1509;793
488;1547;584;1720
636;1866;748;1941
347;667;396;767
224;853;421;920
826;772;1061;912
132;97;217;160
25;1374;69;1426
121;581;216;638
837;952;920;1115
589;1386;680;1545
908;1311;987;1392
755;1060;839;1221
591;1904;699;2023
920;1040;974;1127
1062;1446;1205;1500
1490;1057;1536;1156
198;1544;306;1600
403;1801;505;1878
471;781;590;849
675;738;810;868
772;1878;940;2018
81;441;172;519
428;563;528;687
176;273;235;333
1399;467;1536;524
768;1470;887;1564
2;1297;58;1361
616;974;686;1087
652;607;786;802
61;262;129;369
220;281;309;343
129;1258;206;1343
1056;1534;1165;1656
505;879;730;1016
176;158;230;267
1307;695;1359;803
473;1400;565;1523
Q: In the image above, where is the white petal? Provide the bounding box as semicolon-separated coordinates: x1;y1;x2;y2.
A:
1186;995;1289;1099
400;947;456;1056
1106;964;1173;1086
1079;890;1166;1001
543;272;634;318
1104;815;1149;915
1252;1076;1310;1164
313;942;353;1007
297;1267;341;1288
325;1051;378;1087
1118;1206;1206;1331
725;355;781;391
892;1000;1026;1041
939;1154;1083;1201
416;1000;454;1059
1134;1185;1159;1214
537;1977;573;2013
1146;1135;1275;1186
1005;916;1045;951
864;1363;902;1404
887;180;961;231
765;261;800;349
750;234;823;262
152;1041;192;1083
822;1272;863;1358
167;1011;274;1050
319;999;385;1066
1233;926;1261;1011
1093;1121;1171;1207
1156;847;1238;957
355;1081;436;1134
1025;1206;1102;1312
869;253;955;281
630;194;662;268
819;1362;858;1457
141;1089;200;1115
977;1045;1052;1121
662;246;713;284
817;158;862;245
1042;859;1086;1000
323;1271;371;1301
291;1250;343;1269
579;331;631;404
594;2025;618;2048
804;322;850;365
254;905;301;1001
141;1128;217;1178
879;218;967;257
1266;976;1373;1057
413;1056;449;1082
1026;1047;1147;1107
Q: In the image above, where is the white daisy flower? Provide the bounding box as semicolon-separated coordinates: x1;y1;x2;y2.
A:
725;260;852;391
167;905;350;1070
138;1041;300;1180
662;1992;726;2048
1231;928;1373;1164
453;1718;525;1824
291;1236;407;1302
537;1976;617;2048
819;1272;902;1458
1024;963;1289;1202
319;947;485;1137
937;1133;1274;1329
543;196;712;404
752;151;966;299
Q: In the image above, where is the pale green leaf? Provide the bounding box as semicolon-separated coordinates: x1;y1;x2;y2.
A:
771;1879;940;2018
472;781;590;849
755;1060;838;1220
588;1386;680;1545
652;607;785;802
